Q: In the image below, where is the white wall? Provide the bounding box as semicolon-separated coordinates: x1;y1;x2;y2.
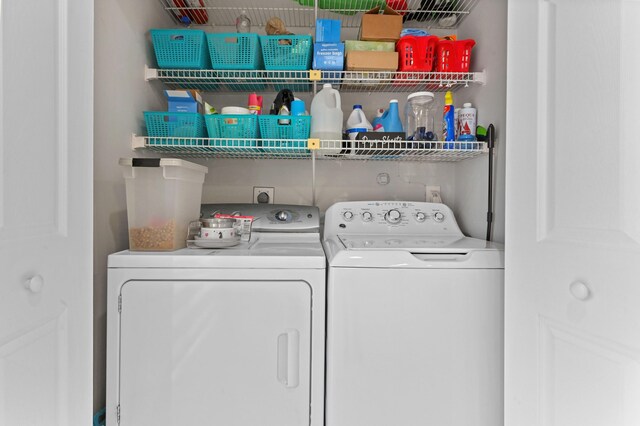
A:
93;0;171;410
453;0;508;242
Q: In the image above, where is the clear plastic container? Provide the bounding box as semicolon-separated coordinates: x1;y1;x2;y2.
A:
310;83;343;153
119;158;208;251
405;91;436;142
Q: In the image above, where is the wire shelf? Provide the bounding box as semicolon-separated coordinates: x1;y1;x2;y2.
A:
147;68;484;93
134;136;487;162
158;0;479;30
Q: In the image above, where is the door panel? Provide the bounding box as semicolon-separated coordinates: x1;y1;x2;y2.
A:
0;0;93;424
119;280;312;426
506;0;640;425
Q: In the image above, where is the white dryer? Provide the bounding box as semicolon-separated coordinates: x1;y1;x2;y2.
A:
323;201;504;426
106;204;325;426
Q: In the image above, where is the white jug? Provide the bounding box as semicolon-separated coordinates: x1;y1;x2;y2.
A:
346;104;373;140
310;83;343;154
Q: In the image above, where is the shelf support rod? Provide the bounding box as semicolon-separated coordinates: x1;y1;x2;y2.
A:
311;150;317;207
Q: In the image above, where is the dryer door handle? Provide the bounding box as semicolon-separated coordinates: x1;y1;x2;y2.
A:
277;329;300;388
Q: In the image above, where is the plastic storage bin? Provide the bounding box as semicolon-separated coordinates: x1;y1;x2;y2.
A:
119;158;208;251
436;39;476;73
397;35;439;72
206;33;263;70
204;114;260;151
151;29;211;69
258;115;311;152
260;35;313;70
144;112;206;145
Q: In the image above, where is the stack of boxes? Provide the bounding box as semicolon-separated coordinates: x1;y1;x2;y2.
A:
346;6;402;71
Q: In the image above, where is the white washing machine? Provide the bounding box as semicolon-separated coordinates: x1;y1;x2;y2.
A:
106;204;325;426
323;201;504;426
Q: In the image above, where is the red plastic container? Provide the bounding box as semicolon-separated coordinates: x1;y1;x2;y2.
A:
397;35;439;72
436;39;476;73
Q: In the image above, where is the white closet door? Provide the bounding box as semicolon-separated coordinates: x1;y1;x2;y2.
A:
506;1;640;425
0;0;93;425
118;280;312;426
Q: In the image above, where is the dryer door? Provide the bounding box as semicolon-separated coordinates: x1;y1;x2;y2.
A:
117;280;311;426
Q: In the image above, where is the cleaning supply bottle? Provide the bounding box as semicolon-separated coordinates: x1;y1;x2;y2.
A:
346;105;373;140
379;100;403;133
442;90;455;148
457;102;477;149
310;83;343;154
248;93;263;115
372;108;385;131
236;10;251;33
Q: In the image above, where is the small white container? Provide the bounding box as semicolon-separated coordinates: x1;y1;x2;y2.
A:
119;158;208;251
457;102;477;141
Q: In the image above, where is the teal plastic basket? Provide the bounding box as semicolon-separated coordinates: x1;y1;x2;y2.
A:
260;35;313;70
144;112;206;146
204;114;260;152
206;33;263;70
258;115;310;152
151;29;210;69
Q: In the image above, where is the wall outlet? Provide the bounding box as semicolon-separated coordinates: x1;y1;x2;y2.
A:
253;187;274;204
426;185;442;203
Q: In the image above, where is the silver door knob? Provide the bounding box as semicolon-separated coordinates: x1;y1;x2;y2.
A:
570;281;590;301
24;275;44;293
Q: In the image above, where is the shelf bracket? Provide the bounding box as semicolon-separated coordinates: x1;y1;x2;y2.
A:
475;69;487;85
307;138;320;150
308;70;321;81
145;65;158;82
131;134;146;150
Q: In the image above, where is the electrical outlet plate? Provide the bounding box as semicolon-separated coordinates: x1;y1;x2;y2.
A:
426;185;442;203
253;187;274;204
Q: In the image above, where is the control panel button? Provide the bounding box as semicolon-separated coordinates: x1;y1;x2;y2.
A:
433;212;445;222
362;211;373;222
275;210;291;222
343;211;354;221
385;209;402;224
415;212;427;222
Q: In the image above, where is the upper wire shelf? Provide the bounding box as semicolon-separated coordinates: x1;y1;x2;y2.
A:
132;136;487;162
158;0;479;30
146;68;485;93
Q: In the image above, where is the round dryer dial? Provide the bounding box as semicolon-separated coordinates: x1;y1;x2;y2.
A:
343;211;354;221
385;209;402;224
433;212;445;222
362;211;373;222
415;212;427;222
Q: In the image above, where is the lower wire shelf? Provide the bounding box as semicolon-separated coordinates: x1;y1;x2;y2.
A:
133;136;488;162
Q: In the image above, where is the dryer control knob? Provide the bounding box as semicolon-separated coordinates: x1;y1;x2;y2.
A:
275;210;291;222
385;209;402;224
434;212;445;222
415;212;427;222
343;211;354;221
362;211;373;222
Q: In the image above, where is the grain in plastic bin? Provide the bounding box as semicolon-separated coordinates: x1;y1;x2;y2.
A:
119;158;208;251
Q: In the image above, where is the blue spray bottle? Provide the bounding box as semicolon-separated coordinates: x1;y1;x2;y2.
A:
442;91;455;149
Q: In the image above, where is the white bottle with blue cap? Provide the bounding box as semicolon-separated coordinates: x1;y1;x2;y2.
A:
346;104;373;140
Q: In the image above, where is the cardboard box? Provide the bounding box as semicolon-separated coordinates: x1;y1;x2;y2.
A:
359;6;403;42
316;19;341;43
313;42;345;71
346;51;398;71
165;90;203;114
345;40;395;52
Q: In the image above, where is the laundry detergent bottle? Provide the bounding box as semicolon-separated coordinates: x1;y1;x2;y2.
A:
310;83;343;154
346;104;373;140
379;99;404;133
442;90;455;148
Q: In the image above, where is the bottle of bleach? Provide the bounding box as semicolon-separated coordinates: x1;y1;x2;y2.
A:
346;105;373;140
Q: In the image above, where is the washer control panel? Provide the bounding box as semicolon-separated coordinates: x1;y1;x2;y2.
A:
324;201;462;237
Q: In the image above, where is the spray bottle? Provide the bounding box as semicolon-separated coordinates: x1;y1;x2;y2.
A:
442;90;455;148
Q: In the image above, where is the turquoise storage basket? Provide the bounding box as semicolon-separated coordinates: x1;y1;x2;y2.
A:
144;112;206;146
151;29;210;69
260;35;313;70
258;115;311;152
206;33;263;70
205;114;260;152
